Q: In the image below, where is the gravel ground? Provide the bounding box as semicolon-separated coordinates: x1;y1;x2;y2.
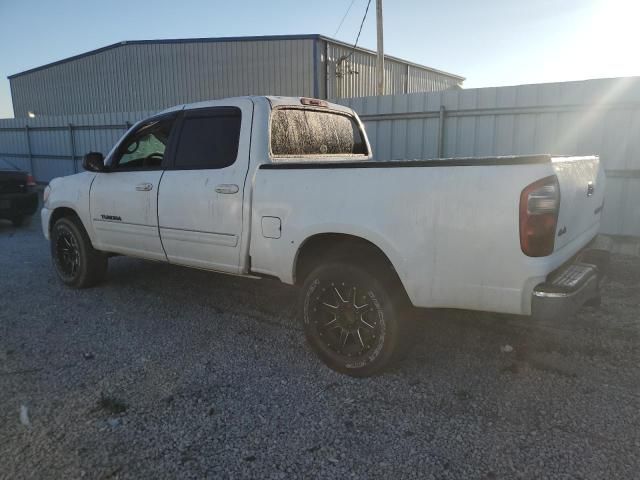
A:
1;214;639;480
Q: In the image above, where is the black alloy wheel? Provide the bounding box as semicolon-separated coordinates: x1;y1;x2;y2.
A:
300;262;411;376
54;228;81;279
51;217;108;288
309;281;383;360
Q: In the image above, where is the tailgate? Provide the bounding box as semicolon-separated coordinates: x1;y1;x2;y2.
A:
552;156;605;250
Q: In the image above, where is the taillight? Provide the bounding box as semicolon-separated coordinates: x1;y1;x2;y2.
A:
519;175;560;257
26;174;36;186
300;97;328;107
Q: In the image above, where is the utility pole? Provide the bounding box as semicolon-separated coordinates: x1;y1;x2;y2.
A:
376;0;384;96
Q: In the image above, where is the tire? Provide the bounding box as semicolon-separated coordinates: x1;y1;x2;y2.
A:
300;262;413;377
51;217;108;288
11;216;27;227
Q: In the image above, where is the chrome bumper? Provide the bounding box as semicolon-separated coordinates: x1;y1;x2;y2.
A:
531;248;610;321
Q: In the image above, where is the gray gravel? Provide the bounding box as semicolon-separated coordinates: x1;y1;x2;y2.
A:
1;214;639;479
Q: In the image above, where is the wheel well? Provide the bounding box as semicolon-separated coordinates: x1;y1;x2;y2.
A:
294;233;405;293
49;207;81;233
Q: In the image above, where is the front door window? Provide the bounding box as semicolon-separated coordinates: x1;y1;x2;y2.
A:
110;118;174;170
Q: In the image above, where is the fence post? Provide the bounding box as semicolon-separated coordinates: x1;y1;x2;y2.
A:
68;123;77;173
437;105;446;158
25;125;34;176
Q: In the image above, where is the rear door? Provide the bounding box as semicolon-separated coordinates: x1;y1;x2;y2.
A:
552;156;606;250
157;99;253;273
90;115;177;261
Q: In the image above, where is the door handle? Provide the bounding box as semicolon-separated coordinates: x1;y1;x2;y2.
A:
135;183;153;191
215;184;239;194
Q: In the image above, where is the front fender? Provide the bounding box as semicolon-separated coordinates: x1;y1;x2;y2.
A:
44;172;97;243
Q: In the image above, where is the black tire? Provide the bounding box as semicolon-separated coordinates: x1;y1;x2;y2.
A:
300;262;413;377
11;216;27;227
51;217;108;288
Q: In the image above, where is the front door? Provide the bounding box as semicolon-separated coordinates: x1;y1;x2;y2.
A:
90;115;176;261
157;99;253;273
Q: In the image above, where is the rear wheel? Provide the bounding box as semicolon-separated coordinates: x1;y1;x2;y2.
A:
300;262;412;376
51;217;108;288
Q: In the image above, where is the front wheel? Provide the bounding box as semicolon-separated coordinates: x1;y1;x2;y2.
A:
300;262;412;377
51;217;108;288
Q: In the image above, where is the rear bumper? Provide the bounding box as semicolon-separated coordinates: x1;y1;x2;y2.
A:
531;247;610;321
0;190;39;219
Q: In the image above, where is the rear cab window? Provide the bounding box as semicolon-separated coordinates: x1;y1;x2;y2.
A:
270;108;369;161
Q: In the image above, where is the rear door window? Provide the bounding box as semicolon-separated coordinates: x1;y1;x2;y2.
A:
270;108;368;158
173;107;241;170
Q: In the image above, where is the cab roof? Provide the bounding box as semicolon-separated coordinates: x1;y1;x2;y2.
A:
159;96;354;116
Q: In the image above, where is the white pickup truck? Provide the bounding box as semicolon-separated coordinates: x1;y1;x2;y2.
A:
41;96;609;376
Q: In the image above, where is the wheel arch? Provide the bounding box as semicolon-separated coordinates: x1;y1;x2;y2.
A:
49;207;82;233
293;232;410;304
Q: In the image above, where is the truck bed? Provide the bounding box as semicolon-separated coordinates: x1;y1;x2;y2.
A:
251;154;604;316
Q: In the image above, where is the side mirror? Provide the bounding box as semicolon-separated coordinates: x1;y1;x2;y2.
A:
83;152;105;172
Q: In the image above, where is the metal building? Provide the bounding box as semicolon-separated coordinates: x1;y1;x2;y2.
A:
8;34;464;118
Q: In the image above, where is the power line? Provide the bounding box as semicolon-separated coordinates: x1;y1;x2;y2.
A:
346;0;372;59
333;0;358;37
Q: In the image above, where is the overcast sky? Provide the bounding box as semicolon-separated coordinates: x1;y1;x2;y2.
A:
1;0;638;118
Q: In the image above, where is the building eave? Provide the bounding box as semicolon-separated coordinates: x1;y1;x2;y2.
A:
8;33;464;82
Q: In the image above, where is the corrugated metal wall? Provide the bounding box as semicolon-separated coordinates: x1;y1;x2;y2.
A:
10;39;317;117
323;39;462;100
338;77;640;237
9;36;464;117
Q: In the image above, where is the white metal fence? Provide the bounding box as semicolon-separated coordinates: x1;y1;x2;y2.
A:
338;77;640;237
0;111;155;182
1;77;639;237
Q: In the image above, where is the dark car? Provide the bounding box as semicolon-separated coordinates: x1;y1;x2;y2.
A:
0;159;39;226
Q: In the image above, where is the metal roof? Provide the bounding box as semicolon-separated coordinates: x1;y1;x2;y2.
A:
8;34;464;81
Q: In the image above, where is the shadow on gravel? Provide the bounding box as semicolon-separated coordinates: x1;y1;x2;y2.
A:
95;394;128;414
102;251;640;378
105;256;538;372
106;255;300;325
